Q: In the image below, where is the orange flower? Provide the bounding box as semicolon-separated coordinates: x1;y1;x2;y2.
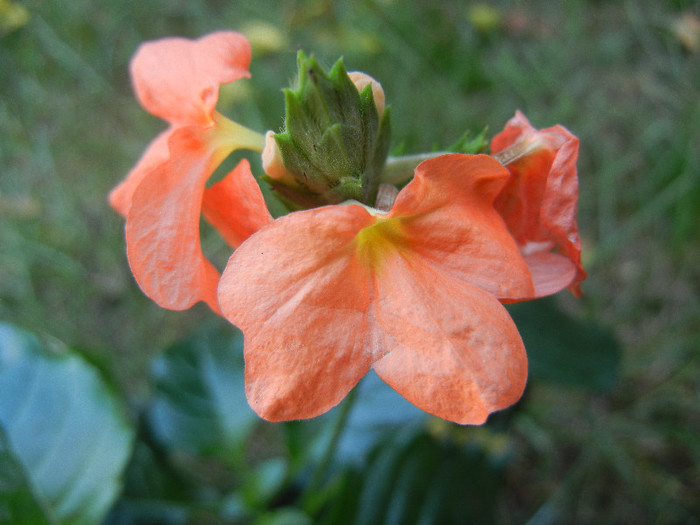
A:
491;111;586;298
109;32;270;312
218;154;535;425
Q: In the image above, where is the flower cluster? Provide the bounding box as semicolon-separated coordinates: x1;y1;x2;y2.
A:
111;32;585;425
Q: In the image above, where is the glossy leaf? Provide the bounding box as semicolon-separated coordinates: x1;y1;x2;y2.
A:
0;322;134;525
508;298;621;391
147;322;258;458
319;429;507;525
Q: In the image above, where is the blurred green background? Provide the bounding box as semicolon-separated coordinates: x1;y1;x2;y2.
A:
1;0;699;523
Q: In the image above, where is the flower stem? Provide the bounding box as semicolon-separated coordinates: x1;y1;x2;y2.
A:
301;387;358;514
380;151;450;185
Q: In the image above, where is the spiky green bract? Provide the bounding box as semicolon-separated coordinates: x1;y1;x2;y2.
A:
267;52;391;208
447;127;489;155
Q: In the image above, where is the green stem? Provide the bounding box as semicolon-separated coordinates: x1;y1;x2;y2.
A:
301;387;359;514
380;151;450;185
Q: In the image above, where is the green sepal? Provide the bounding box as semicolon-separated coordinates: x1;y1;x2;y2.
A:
262;174;327;211
272;51;391;207
363;105;391;204
326;175;363;203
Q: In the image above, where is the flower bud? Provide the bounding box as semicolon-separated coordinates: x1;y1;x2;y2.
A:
348;71;385;117
262;130;293;180
265;52;391;209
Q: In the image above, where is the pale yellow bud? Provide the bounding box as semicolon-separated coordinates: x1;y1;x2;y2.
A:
262;130;293;180
348;71;385;117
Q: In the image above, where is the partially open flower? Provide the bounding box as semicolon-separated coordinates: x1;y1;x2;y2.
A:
348;71;385;117
491;110;586;297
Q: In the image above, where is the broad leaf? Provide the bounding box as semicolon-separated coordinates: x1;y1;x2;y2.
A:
104;437;196;525
508;298;621;391
319;429;507;525
110;323;278;523
147;322;258;458
0;322;134;525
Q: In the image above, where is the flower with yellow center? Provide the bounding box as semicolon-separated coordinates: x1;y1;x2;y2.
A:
218;154;534;424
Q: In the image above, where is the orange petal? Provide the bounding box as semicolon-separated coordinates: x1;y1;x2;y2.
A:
126;125;224;312
493;146;554;245
521;251;576;299
218;205;379;421
202;159;273;248
490;110;534;152
390;154;534;300
538;129;586;296
372;255;528;424
130;31;251;126
109;128;171;217
492;111;586;297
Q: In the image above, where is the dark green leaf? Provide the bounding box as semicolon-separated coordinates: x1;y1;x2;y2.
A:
0;426;53;525
0;322;134;525
147;322;258;459
104;433;196;525
253;507;313;525
243;458;289;507
507;298;621;391
320;428;507;525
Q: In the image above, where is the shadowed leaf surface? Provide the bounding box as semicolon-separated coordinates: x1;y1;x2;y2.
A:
508;298;621;391
147;322;258;457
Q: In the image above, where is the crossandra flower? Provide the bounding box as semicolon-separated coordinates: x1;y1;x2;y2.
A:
109;32;270;313
217;154;535;425
110;33;586;425
491;111;586;297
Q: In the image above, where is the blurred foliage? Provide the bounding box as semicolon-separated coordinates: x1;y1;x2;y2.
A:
147;324;257;459
0;0;29;35
0;314;621;524
1;0;699;523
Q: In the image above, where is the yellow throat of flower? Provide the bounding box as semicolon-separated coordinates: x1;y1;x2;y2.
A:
354;216;410;273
